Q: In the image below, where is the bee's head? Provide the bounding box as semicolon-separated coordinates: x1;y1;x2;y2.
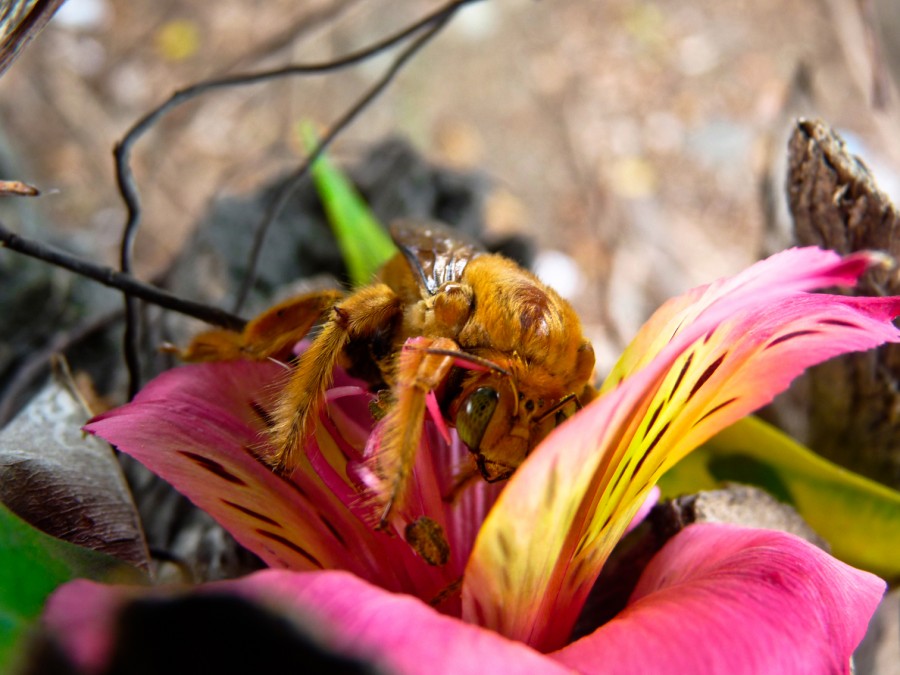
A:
452;372;580;482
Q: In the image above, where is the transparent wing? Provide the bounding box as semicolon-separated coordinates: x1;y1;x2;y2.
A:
391;219;484;296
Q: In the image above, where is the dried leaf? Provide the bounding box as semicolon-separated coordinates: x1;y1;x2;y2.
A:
0;362;150;570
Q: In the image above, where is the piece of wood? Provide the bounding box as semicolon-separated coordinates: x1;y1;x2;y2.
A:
785;118;900;488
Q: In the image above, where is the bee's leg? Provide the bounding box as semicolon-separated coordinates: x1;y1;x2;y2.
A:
267;284;402;472
180;289;344;362
372;336;459;526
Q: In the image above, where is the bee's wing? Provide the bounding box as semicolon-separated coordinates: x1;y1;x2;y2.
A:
390;220;484;296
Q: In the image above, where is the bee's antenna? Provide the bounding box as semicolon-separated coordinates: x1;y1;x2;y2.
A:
535;393;580;424
413;346;510;378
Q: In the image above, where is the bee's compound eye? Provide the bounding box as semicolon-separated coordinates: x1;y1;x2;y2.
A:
456;387;499;450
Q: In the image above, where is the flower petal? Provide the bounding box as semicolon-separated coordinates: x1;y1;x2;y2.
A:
625;485;659;535
232;570;574;675
45;571;575;675
86;362;354;572
85;362;454;599
42;578;130;673
464;248;900;650
552;524;884;674
601;248;876;388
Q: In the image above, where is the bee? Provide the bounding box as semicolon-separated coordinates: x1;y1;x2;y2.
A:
185;220;597;526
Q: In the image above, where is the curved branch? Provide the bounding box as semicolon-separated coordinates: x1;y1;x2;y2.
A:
0;221;246;331
232;9;463;311
114;0;483;273
113;0;483;397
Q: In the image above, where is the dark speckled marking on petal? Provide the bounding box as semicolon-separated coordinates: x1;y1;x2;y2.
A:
817;318;860;329
249;399;276;429
179;450;247;486
319;514;347;547
693;397;739;427
255;529;323;568
764;329;820;350
669;352;694;398
544;458;559;509
221;499;280;527
496;530;513;561
687;353;726;400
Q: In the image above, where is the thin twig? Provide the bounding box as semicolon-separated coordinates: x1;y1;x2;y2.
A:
0;306;122;426
114;0;481;272
219;0;369;73
0;179;40;196
233;10;465;312
113;0;482;398
0;220;246;331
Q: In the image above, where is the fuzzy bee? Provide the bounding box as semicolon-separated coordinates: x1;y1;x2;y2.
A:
185;221;597;524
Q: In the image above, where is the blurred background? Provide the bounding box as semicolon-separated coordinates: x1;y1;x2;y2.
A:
2;0;900;369
2;3;900;669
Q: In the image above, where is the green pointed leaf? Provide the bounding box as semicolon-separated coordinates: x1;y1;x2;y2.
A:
0;501;146;672
659;416;900;580
301;122;397;285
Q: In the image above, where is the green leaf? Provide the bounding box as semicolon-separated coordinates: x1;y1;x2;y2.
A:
301;122;397;285
0;501;146;672
659;416;900;580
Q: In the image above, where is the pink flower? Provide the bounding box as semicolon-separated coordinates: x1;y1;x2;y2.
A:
51;248;898;673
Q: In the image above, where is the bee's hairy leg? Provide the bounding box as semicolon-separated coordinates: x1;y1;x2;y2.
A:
373;336;460;527
267;284;403;473
180;289;344;362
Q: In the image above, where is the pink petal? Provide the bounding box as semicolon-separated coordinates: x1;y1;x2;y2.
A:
603;248;876;385
85;362;456;600
464;248;900;650
85;362;354;571
606;293;900;514
625;485;659;535
43;579;130;673
45;571;574;675
463;363;666;648
553;523;884;674
230;570;573;675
